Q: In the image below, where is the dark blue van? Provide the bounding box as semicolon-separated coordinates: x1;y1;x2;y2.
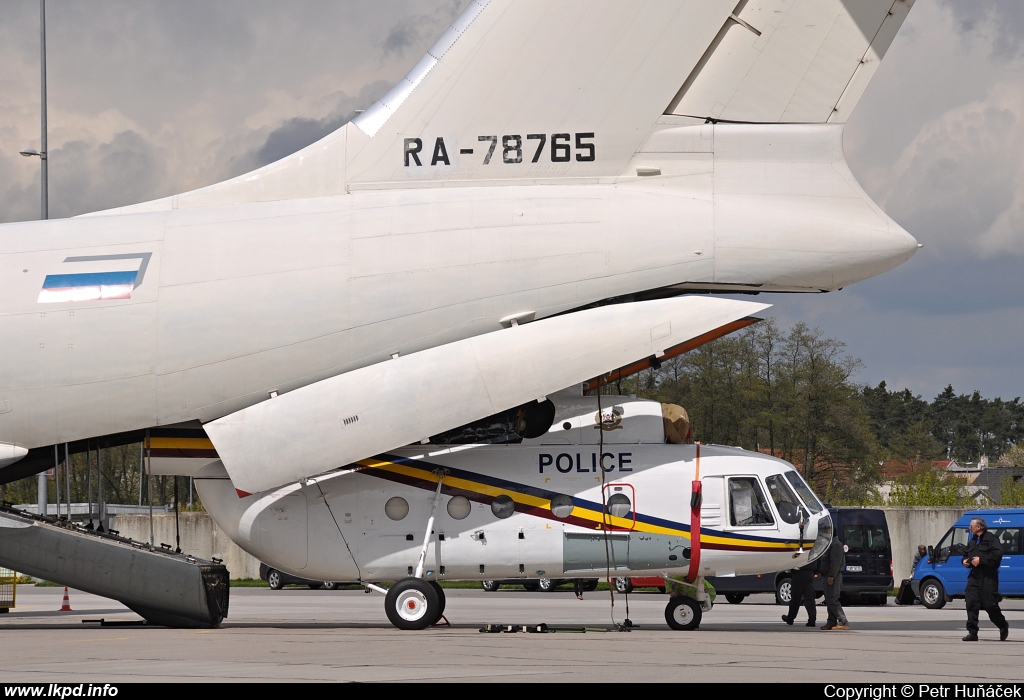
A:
911;508;1024;609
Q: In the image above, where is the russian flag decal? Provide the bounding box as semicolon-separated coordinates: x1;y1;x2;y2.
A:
38;253;151;304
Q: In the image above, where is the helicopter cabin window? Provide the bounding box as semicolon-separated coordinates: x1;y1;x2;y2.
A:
447;495;472;520
606;493;632;518
550;494;574;519
765;474;803;524
491;494;516;519
728;477;774;527
385;496;410;521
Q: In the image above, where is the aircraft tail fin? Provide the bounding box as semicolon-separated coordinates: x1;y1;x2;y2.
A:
96;0;915;212
344;0;915;185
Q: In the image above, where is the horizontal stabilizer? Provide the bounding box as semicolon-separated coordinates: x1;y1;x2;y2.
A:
667;0;915;124
205;297;769;494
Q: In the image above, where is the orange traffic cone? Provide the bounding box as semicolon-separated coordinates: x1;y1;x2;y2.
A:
59;586;72;612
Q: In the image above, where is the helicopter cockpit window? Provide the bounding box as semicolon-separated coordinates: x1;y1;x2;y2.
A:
765;474;803;524
784;471;823;514
728;477;774;527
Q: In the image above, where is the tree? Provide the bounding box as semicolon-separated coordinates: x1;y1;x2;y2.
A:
995;476;1024;506
998;444;1024;468
628;319;876;501
929;387;1024;463
886;469;972;506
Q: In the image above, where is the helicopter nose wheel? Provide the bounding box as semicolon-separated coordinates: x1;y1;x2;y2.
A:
665;595;702;631
385;577;441;630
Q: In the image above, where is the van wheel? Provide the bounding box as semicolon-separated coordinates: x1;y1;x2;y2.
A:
920;579;946;610
481;580;500;592
775;577;793;605
665;596;702;630
538;578;557;592
267;569;284;590
614;577;633;594
725;593;746;604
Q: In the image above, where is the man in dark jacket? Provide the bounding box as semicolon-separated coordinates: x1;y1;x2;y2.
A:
819;537;850;630
781;562;817;627
962;517;1009;641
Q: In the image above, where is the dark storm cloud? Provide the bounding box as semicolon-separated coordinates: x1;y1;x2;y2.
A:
381;0;468;58
381;16;424;58
49;131;164;218
254;115;352;167
1;1;470;223
226;79;393;177
0;163;42;224
940;0;1024;60
883;99;1023;257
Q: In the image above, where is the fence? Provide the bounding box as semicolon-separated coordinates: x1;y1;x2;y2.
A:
0;567;16;611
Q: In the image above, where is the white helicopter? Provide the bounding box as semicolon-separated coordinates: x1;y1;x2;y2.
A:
191;386;832;630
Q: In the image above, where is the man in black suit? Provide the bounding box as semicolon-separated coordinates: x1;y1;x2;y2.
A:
962;517;1009;641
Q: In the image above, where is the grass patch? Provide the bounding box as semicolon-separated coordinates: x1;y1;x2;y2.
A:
229;579;268;587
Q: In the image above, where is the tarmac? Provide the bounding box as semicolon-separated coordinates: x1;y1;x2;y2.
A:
1;586;1022;683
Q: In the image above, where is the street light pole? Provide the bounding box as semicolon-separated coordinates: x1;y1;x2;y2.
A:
40;0;48;220
26;0;49;515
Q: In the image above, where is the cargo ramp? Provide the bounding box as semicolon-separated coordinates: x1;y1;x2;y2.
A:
0;503;228;627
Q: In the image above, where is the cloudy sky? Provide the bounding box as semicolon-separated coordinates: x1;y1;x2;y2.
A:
1;0;1022;403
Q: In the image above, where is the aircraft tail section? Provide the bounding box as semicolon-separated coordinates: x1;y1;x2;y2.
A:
344;0;735;185
344;0;915;186
93;0;914;213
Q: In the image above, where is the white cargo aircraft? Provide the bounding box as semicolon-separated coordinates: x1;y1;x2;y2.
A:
0;0;918;629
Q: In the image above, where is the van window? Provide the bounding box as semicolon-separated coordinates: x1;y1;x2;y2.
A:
935;527;971;562
843;524;888;554
765;474;802;524
990;528;1022;555
728;477;774;526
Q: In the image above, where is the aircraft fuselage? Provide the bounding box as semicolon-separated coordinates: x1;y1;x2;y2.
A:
0;124;917;454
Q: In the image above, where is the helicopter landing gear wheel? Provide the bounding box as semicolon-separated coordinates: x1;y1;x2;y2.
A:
428;581;446;625
665;596;702;631
384;578;440;630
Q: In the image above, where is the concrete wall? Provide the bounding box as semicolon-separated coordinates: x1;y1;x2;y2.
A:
880;507;969;583
111;513;262;580
112;507;982;585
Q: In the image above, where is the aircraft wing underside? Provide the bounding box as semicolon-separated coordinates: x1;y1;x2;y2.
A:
205;296;769;494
